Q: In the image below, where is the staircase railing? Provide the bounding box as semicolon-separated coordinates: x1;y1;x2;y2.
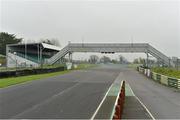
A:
148;45;174;66
46;45;69;65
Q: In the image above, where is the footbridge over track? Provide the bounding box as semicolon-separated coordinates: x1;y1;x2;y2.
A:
46;43;174;67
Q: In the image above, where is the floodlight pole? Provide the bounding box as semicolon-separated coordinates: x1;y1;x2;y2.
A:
68;52;72;62
25;40;27;67
177;59;179;70
37;44;39;65
168;57;171;68
6;44;8;69
13;52;17;71
40;44;43;68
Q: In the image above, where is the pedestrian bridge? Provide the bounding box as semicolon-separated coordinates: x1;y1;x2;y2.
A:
46;43;174;67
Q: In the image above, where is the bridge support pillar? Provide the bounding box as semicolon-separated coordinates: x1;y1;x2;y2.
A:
68;52;73;62
157;59;160;67
146;52;149;68
168;57;171;67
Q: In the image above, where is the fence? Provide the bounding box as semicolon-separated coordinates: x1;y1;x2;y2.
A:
137;67;180;89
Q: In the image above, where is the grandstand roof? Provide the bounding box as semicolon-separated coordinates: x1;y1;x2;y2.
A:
7;43;61;51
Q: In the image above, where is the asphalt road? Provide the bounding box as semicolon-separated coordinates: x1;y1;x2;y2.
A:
121;68;180;119
0;64;180;119
0;65;120;119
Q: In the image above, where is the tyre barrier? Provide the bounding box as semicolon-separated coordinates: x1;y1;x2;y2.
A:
113;81;125;120
137;67;180;89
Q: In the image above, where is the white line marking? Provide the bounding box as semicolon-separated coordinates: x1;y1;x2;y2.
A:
90;72;122;120
90;82;113;120
128;83;156;120
110;80;124;119
12;82;81;118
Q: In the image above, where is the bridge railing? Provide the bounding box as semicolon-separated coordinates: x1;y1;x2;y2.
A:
69;43;149;53
69;43;149;47
45;43;173;67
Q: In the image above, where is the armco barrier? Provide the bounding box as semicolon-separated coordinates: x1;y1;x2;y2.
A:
152;72;157;81
168;77;180;89
139;67;144;73
160;75;168;85
137;67;180;89
156;74;161;83
112;81;125;120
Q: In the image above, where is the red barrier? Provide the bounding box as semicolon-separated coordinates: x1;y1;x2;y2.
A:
113;81;125;120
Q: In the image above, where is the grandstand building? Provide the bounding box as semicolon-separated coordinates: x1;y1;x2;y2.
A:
6;43;61;68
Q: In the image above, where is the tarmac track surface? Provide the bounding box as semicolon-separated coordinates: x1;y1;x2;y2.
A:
0;65;120;119
121;68;180;119
0;64;180;119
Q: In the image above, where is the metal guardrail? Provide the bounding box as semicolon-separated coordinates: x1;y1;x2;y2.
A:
168;77;180;89
137;67;180;89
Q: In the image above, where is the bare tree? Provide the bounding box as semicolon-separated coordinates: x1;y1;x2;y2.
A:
89;55;99;64
100;56;111;63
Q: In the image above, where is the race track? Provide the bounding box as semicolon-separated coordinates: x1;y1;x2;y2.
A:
0;65;119;119
0;64;180;119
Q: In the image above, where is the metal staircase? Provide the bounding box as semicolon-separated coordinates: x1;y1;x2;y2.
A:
147;45;174;67
46;45;69;65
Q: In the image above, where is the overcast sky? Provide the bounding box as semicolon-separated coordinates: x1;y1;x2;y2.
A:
0;0;180;61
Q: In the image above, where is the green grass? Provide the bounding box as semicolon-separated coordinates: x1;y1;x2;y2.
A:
128;64;142;68
75;63;97;70
41;64;66;69
152;67;180;79
0;63;97;88
0;70;70;88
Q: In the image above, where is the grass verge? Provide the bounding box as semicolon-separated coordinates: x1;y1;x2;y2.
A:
0;63;97;88
0;70;70;88
152;67;180;79
128;64;142;68
75;63;97;70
